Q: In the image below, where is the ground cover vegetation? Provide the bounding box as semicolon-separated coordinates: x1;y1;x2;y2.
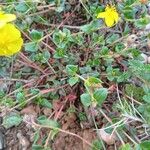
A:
0;0;150;149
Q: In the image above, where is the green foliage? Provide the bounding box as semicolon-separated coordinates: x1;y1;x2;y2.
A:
143;94;150;103
25;42;38;52
107;67;131;83
93;88;108;106
53;28;73;49
92;140;102;150
80;20;102;33
80;93;91;107
68;77;79;86
139;141;150;150
134;17;149;29
66;65;78;76
129;60;150;82
119;143;132;150
33;51;51;64
123;6;137;19
2;0;150;149
125;84;145;102
2;113;22;129
30;29;43;41
78;112;87;121
138;105;150;125
106;34;120;44
37;116;60;128
85;76;102;87
15;2;29;13
32;145;50;150
1;97;15;107
36;98;52;109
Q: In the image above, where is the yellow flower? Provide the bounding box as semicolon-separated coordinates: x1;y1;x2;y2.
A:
0;11;16;28
0;24;23;56
97;5;119;27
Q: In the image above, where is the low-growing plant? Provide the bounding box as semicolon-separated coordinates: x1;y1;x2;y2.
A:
0;0;150;149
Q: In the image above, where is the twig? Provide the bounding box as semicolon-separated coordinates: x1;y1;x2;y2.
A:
9;84;68;112
28;7;56;17
79;0;92;17
90;107;106;150
33;122;96;149
44;98;68;148
42;23;81;29
116;84;124;108
123;131;137;145
119;90;142;105
99;109;125;145
0;78;33;83
40;4;78;41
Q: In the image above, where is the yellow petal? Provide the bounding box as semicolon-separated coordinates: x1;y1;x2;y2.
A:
97;5;119;27
97;12;107;18
6;38;23;55
113;11;119;23
0;12;16;28
105;16;115;27
0;22;5;28
0;13;16;22
0;24;23;56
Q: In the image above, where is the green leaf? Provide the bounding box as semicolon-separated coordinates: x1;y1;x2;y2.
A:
32;145;45;150
123;6;137;19
123;23;130;35
125;84;145;102
33;130;40;144
143;94;150;103
1;97;15;107
124;0;135;6
52;28;72;48
16;92;25;103
30;29;43;41
15;2;29;12
72;33;84;45
80;20;101;33
39;98;52;109
115;43;125;52
85;77;102;87
43;50;51;62
117;72;131;83
100;46;109;55
2;113;22;129
93;88;108;106
134;17;149;29
53;48;66;58
66;65;78;76
80;93;91;107
68;77;79;86
119;143;132;150
25;42;38;52
78;112;87;121
50;129;59;140
139;141;150;150
37;116;59;128
138;105;150;125
92;140;102;150
106;34;120;44
55;0;65;13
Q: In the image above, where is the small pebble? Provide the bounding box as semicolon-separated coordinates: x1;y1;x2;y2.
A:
140;53;148;63
145;23;150;31
147;56;150;64
126;34;139;47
